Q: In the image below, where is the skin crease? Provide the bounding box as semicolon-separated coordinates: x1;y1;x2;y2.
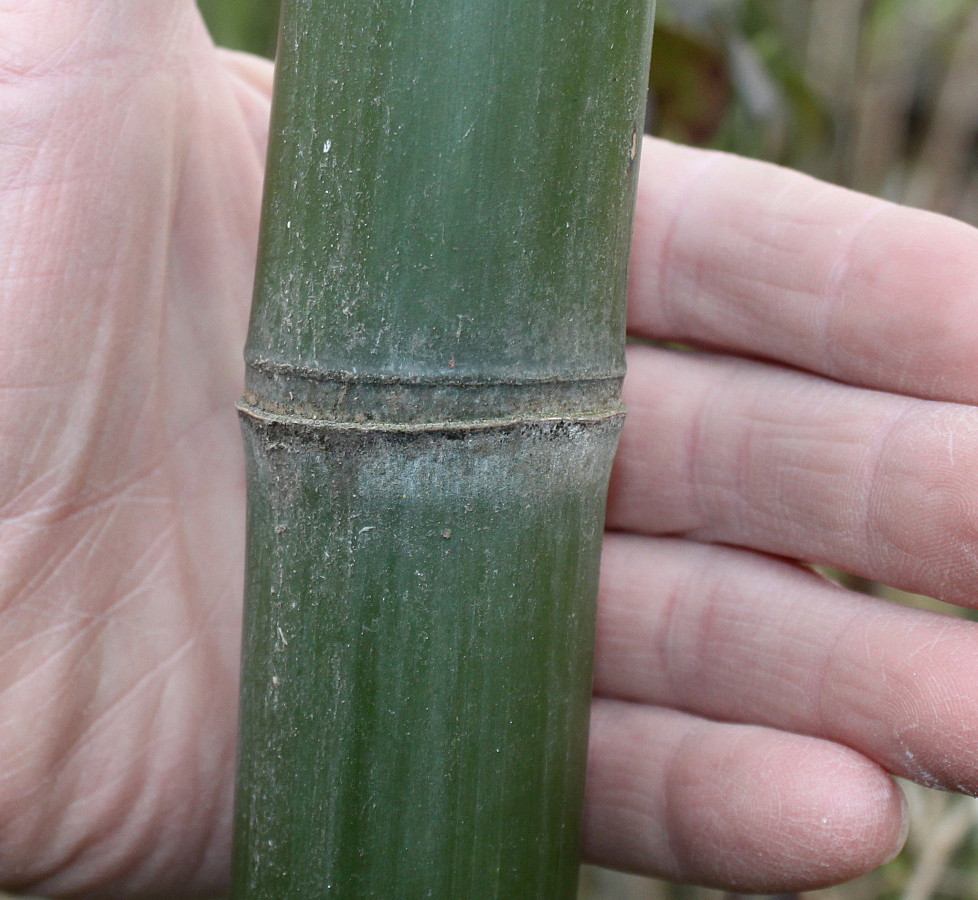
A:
3;1;978;896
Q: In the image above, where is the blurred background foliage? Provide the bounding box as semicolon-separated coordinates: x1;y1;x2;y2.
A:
190;2;978;900
649;0;978;225
198;0;280;58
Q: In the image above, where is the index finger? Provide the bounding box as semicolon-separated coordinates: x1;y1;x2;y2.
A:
629;138;978;404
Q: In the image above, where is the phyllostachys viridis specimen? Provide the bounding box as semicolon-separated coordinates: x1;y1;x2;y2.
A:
231;1;656;896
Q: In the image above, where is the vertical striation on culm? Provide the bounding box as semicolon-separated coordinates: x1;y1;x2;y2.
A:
231;0;656;897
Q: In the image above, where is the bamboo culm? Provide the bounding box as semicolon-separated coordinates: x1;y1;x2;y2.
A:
231;1;656;897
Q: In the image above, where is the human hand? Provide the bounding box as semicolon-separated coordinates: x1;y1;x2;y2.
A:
0;3;267;895
4;3;978;897
586;138;978;892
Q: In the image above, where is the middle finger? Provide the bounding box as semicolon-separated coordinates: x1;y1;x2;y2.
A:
610;344;978;606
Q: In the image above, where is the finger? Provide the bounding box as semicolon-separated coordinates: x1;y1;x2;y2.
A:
595;534;978;795
609;344;978;606
629;138;978;404
584;699;906;892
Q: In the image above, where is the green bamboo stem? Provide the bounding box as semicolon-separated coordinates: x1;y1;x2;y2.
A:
231;1;655;896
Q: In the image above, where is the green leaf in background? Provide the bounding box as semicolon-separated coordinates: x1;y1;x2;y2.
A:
648;24;731;145
651;1;830;166
197;0;280;57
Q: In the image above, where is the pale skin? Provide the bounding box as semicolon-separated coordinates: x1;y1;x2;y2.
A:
4;1;978;897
